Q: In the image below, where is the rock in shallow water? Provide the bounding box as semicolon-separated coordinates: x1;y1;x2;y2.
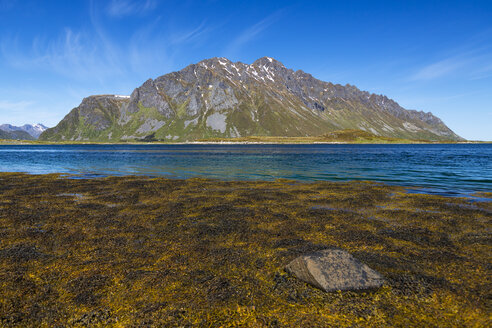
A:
285;249;384;292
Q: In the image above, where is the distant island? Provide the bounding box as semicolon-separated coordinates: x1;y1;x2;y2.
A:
39;57;463;143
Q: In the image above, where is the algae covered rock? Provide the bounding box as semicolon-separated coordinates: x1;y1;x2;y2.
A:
285;248;384;292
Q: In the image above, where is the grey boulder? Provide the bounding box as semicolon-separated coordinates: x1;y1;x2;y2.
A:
285;248;384;292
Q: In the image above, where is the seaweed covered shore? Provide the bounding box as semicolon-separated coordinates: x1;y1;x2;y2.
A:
0;173;490;327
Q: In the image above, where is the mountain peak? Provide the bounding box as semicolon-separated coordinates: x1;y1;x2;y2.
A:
253;56;278;65
252;57;286;70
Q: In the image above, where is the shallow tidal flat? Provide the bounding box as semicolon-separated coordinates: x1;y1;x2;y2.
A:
0;173;490;327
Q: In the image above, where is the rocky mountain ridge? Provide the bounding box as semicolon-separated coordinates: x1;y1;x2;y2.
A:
40;57;462;141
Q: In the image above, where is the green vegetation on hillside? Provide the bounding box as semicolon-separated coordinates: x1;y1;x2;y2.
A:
196;129;425;143
0;173;489;326
5;129;470;145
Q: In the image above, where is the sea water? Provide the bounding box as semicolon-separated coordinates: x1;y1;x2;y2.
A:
1;144;490;198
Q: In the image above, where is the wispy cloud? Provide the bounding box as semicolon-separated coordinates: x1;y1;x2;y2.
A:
224;10;283;57
1;28;124;81
410;36;492;81
410;56;471;80
0;100;34;112
398;90;484;106
0;1;214;83
469;62;492;80
106;0;157;17
127;19;173;75
169;21;212;45
0;97;68;126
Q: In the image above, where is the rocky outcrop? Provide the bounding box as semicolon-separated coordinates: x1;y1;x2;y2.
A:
40;57;463;142
40;95;130;141
285;249;385;292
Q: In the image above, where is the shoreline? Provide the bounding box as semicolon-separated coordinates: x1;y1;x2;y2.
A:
3;170;491;201
1;137;490;146
0;173;490;326
1;140;490;145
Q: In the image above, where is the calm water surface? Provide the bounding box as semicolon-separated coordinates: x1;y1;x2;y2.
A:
0;144;490;198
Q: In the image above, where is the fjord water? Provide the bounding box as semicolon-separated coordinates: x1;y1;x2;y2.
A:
1;144;490;197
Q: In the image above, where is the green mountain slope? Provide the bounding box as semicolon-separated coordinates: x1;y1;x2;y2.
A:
40;57;463;142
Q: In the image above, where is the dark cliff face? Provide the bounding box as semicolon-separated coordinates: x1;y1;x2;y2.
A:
40;57;463;142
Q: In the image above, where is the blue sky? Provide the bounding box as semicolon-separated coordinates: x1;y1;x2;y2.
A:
0;0;491;140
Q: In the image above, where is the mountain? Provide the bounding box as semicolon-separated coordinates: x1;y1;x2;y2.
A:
40;57;462;142
0;129;35;140
0;123;49;139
